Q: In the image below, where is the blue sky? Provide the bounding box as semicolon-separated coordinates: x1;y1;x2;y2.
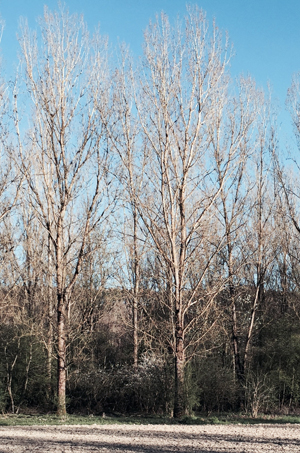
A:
0;0;299;145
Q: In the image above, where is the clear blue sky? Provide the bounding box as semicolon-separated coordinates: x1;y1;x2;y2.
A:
0;0;299;145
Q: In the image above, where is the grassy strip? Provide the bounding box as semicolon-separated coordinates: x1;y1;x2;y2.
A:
0;414;300;426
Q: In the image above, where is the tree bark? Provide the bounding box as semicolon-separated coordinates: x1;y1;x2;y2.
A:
174;315;185;417
57;293;67;417
132;206;139;367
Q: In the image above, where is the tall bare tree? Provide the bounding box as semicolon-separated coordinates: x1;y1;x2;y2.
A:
0;19;20;224
133;6;239;417
274;74;300;323
101;49;147;367
14;6;112;416
0;16;21;331
212;76;258;384
213;80;276;393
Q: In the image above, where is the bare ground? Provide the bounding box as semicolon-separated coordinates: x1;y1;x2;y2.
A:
0;423;299;452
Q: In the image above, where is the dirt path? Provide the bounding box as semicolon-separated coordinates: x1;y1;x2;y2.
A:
0;423;299;452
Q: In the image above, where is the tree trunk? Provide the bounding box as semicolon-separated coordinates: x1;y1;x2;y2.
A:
47;233;53;400
57;293;67;417
132;207;139;367
174;315;185;418
133;296;138;367
231;296;244;384
56;222;67;417
47;297;53;399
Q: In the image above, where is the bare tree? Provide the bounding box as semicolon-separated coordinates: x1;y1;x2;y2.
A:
0;18;20;224
243;108;276;372
279;73;300;224
101;48;147;367
0;16;21;334
14;5;113;416
213;80;276;394
133;6;238;417
212;76;257;384
274;74;300;324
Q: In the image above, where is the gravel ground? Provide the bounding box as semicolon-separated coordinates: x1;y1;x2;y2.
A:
0;423;299;452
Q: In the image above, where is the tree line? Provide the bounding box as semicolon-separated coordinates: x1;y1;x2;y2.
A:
0;4;300;417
